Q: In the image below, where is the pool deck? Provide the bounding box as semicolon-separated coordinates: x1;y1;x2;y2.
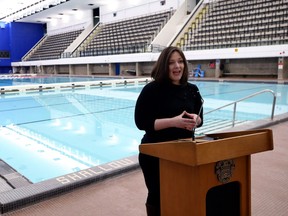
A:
2;115;288;216
1;77;288;216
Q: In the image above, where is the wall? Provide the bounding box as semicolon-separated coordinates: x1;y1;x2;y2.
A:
45;0;185;35
0;22;11;73
13;44;287;66
188;58;278;78
0;21;44;73
13;45;288;78
46;9;93;35
224;58;278;75
10;22;45;61
101;0;184;23
90;64;110;75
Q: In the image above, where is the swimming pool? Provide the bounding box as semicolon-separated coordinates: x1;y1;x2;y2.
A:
0;77;287;183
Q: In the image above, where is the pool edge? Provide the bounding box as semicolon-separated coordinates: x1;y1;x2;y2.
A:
0;155;139;214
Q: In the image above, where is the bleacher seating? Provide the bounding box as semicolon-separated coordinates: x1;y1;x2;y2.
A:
25;29;83;61
78;11;173;57
22;0;288;62
178;0;288;51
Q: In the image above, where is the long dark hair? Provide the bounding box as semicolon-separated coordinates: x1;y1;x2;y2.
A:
151;46;189;85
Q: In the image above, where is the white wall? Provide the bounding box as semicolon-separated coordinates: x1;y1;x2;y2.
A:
12;44;288;67
46;9;93;35
100;0;185;23
45;0;185;34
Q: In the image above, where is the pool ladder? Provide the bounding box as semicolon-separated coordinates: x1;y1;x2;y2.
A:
203;89;277;128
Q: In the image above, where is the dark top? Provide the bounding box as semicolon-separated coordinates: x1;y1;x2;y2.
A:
134;81;203;144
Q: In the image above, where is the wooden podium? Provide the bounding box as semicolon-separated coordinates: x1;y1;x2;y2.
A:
139;129;273;216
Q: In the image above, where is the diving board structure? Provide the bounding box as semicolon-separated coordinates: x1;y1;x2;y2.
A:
139;129;273;216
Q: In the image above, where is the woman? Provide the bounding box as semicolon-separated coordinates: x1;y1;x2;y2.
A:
134;46;203;216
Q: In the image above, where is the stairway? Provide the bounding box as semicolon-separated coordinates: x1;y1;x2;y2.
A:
195;118;251;136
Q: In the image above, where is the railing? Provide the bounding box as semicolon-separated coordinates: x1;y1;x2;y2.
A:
204;89;277;127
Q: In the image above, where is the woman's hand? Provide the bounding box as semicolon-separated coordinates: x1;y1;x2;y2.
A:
154;111;202;131
180;111;201;131
183;111;202;128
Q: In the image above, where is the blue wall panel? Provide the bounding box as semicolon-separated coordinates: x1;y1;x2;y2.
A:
0;21;44;73
0;22;11;72
10;22;44;61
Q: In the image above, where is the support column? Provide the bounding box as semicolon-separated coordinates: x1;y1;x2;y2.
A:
284;57;288;79
19;67;24;73
215;59;222;78
109;63;116;76
135;62;142;76
12;67;17;73
54;65;58;75
87;64;92;76
277;56;288;80
69;64;74;75
29;66;34;74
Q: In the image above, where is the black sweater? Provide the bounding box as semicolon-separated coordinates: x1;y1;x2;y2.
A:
134;81;203;144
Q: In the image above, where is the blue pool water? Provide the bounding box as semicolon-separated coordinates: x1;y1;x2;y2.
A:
197;81;287;120
0;77;287;183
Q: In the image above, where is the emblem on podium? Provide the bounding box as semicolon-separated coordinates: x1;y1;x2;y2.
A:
215;159;235;183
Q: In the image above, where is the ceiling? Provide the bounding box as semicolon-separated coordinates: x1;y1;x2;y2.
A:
0;0;108;23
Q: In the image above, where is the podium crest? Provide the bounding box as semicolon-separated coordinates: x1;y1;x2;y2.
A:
215;160;235;183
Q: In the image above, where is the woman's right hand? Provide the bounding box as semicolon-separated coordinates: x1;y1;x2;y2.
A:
154;111;199;131
175;111;198;131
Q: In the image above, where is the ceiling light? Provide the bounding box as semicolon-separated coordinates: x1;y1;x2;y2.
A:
0;0;69;23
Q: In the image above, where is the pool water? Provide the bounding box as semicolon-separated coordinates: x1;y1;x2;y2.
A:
197;81;287;119
0;78;287;183
0;86;142;183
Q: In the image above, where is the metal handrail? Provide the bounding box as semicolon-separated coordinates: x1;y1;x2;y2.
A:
204;89;277;127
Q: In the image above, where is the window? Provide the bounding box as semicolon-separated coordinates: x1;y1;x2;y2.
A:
0;51;10;58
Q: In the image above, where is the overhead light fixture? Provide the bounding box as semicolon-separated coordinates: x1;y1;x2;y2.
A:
52;0;61;5
1;0;69;23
